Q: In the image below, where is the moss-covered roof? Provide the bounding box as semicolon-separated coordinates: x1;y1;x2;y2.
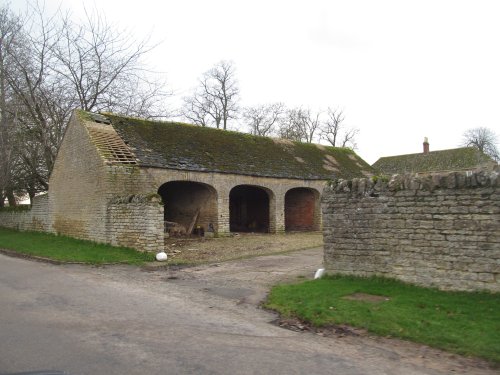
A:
82;111;374;180
372;147;496;175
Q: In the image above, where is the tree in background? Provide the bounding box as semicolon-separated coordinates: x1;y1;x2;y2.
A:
462;127;499;161
278;107;321;143
319;108;359;149
182;60;239;130
54;9;170;118
276;107;359;147
0;6;25;206
242;102;284;136
0;3;170;205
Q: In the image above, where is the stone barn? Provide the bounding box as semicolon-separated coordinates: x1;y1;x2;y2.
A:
1;110;373;251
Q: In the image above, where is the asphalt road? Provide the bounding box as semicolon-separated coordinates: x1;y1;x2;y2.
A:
0;250;495;375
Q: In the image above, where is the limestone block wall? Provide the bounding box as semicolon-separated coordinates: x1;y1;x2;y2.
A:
322;168;500;292
0;194;50;232
48;114;111;242
106;195;164;252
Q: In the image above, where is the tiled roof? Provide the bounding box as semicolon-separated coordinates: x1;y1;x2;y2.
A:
79;111;374;180
372;147;495;175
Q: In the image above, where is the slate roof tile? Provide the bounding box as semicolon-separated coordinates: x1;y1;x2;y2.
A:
80;111;374;180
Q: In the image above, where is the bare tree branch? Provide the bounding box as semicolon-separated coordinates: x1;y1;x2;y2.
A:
0;2;172;201
52;8;170;118
340;127;359;149
278;107;320;143
320;108;344;146
243;102;284;136
183;61;239;130
462;127;499;161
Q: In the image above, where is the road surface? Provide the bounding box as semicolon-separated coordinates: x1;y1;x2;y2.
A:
0;250;494;374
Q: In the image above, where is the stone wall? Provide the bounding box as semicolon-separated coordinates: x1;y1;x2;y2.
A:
322;168;500;292
48;113;112;242
0;194;50;232
106;195;164;252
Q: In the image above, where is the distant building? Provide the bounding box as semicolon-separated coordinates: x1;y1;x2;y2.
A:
372;137;496;175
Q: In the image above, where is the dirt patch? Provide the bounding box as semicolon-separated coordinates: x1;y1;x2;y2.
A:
164;232;323;264
343;292;390;303
272;316;498;373
274;316;366;337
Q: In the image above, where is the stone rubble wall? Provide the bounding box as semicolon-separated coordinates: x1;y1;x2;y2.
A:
322;168;500;292
106;195;164;252
0;194;51;232
0;193;164;252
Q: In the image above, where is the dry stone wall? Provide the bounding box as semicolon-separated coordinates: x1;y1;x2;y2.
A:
322;168;500;292
106;195;164;252
0;194;50;232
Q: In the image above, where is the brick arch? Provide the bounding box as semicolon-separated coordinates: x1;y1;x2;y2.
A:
229;185;275;233
158;181;218;235
285;187;320;232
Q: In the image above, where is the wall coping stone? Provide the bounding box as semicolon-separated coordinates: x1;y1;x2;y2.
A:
325;166;499;197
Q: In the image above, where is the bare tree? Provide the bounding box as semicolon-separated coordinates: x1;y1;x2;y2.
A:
243;102;284;136
181;89;216;127
339;127;359;149
319;108;358;149
462;127;499;161
278;107;320;143
278;108;302;141
302;108;321;143
0;6;27;205
0;3;171;200
320;108;344;146
5;3;72;194
53;9;170;118
183;61;239;130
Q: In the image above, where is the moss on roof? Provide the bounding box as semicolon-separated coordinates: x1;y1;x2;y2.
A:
372;147;495;175
85;111;373;180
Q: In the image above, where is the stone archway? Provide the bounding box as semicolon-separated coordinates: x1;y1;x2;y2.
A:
285;187;320;232
229;185;271;233
158;181;218;235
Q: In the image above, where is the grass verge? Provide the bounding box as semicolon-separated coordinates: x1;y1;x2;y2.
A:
264;274;500;363
0;227;154;265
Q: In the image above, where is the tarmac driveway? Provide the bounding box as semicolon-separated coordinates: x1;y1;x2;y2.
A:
0;249;495;375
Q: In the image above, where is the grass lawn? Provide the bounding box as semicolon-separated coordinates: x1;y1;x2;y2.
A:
264;275;500;363
0;227;155;265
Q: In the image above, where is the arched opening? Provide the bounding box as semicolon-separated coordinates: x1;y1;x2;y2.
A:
158;181;217;235
229;185;270;233
285;187;319;232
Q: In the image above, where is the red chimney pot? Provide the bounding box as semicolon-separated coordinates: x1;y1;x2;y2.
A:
423;137;429;154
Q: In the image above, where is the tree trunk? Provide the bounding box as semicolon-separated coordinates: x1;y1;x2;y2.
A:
6;188;16;206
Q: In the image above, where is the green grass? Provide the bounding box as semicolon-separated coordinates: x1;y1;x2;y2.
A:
265;275;500;363
0;227;155;265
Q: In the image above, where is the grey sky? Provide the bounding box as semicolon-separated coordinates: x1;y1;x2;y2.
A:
14;0;500;163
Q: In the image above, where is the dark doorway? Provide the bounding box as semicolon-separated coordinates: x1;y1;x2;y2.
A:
285;188;318;232
229;185;270;233
158;181;217;235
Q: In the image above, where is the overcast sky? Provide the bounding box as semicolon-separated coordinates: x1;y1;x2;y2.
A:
13;0;500;164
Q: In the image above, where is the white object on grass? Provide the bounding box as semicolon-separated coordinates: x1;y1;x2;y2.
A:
314;268;325;279
156;251;168;261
